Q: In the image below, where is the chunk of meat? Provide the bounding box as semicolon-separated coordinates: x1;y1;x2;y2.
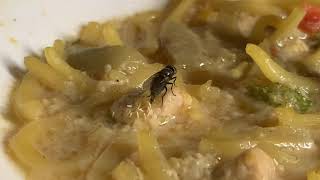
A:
196;81;242;123
208;11;259;38
111;87;192;124
169;153;219;180
274;36;309;62
148;87;193;123
111;87;212;139
213;148;278;180
237;12;260;37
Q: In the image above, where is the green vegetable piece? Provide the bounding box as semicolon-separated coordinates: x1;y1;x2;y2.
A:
247;83;312;113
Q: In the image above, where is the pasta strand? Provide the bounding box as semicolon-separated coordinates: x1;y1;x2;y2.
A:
270;7;306;43
24;56;67;92
167;0;197;22
246;44;320;91
303;48;320;74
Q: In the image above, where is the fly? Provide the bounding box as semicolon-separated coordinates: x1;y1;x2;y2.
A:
143;65;177;104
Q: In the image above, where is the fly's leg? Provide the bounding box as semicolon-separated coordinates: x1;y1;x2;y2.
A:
167;77;177;96
150;95;154;104
172;77;177;85
148;94;155;104
161;86;168;106
172;77;177;96
167;83;176;96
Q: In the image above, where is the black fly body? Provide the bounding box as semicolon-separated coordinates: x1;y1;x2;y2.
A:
147;65;177;104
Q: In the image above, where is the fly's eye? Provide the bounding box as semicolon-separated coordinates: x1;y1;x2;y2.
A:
167;65;176;73
172;67;177;73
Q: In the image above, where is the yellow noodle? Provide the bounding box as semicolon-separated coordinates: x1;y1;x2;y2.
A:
213;0;285;17
86;129;136;180
86;145;123;180
303;48;320;74
249;15;282;43
270;7;306;43
9;120;48;168
102;23;123;46
79;22;105;46
111;160;142;180
276;107;320;128
13;74;45;122
166;0;197;22
44;41;95;94
246;44;320;91
52;40;66;59
24;56;67;92
199;138;255;159
138;128;178;180
308;170;320;180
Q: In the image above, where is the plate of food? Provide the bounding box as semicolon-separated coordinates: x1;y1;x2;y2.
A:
2;0;320;180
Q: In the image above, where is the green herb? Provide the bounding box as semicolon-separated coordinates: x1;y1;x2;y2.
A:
247;83;312;113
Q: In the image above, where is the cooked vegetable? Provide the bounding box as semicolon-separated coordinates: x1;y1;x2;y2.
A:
247;83;313;112
299;5;320;34
67;46;147;79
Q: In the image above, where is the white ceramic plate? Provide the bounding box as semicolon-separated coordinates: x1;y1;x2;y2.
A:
0;0;166;179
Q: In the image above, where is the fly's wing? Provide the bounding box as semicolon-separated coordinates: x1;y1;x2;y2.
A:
137;73;157;96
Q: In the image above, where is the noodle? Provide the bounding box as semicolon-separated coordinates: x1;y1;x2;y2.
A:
44;41;95;95
24;56;67;92
270;7;306;43
246;44;320;91
276;107;320;127
303;48;320;74
166;0;197;22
